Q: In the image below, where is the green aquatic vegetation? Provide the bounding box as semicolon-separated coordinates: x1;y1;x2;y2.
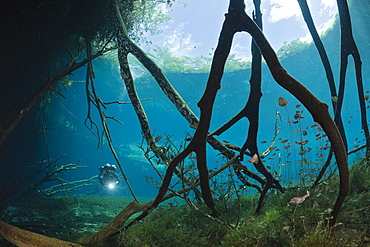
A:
119;160;370;247
13;159;364;247
123;206;227;247
277;39;310;60
349;157;370;194
130;47;253;76
1;174;369;247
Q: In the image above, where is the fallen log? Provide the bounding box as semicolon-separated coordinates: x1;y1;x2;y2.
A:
0;220;83;247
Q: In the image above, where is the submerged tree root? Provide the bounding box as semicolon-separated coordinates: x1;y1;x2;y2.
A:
83;201;152;246
0;220;83;247
0;201;154;247
85;156;245;245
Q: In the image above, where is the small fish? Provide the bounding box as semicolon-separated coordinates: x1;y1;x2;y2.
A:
296;140;308;145
302;131;308;136
294;111;304;119
318;146;331;150
278;97;288;107
280;139;289;143
260;141;267;143
365;95;369;100
311;123;319;128
296;104;301;108
284;145;291;149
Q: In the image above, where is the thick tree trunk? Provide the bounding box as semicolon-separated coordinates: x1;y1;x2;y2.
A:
232;0;349;225
0;220;83;247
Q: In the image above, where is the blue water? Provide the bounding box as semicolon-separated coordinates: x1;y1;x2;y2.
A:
1;8;369;203
23;42;368;200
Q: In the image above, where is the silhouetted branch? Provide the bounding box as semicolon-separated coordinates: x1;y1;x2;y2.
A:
0;220;82;247
84;152;250;245
233;0;349;226
0;155;92;205
297;0;351;188
313;143;367;188
84;38;139;203
112;0;266;223
41;175;97;196
138;134;203;202
336;0;370;162
297;0;347;147
0;45;113;149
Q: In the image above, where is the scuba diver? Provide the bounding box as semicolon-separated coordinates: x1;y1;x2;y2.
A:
98;163;120;189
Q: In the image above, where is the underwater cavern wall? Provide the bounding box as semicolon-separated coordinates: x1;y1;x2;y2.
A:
0;0;370;246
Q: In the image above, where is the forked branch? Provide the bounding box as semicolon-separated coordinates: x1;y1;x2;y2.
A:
231;0;349;226
0;46;113;149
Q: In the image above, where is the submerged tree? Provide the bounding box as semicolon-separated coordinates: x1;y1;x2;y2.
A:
0;0;368;246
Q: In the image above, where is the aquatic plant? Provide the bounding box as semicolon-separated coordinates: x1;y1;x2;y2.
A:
0;0;369;246
116;168;370;247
